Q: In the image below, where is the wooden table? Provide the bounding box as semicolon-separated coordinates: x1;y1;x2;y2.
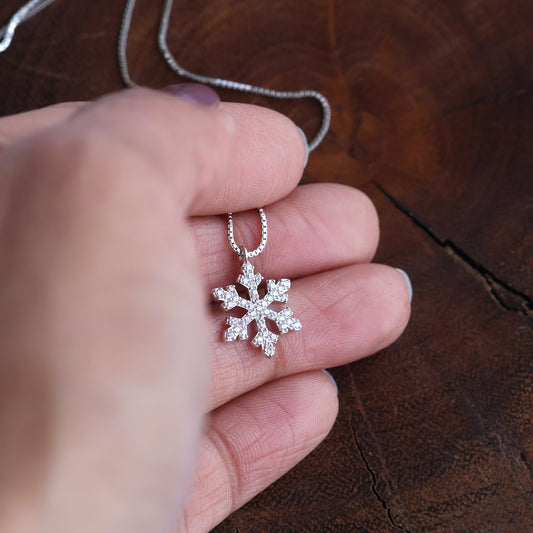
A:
1;1;532;531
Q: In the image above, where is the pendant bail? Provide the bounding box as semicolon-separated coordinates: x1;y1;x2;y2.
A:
239;246;250;262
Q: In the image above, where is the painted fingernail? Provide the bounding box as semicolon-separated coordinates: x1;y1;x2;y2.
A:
297;127;310;168
161;83;221;106
395;268;413;303
322;369;338;395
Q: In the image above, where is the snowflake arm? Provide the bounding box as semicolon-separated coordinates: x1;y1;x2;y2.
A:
225;315;252;341
212;285;247;310
251;317;279;357
238;261;263;291
264;278;290;304
272;307;302;334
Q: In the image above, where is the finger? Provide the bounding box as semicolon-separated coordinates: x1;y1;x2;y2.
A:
209;263;411;409
0;102;85;149
58;89;307;215
178;370;338;532
190;182;379;290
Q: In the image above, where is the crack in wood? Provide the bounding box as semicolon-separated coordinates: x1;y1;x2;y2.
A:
442;82;533;115
349;418;411;532
372;180;533;318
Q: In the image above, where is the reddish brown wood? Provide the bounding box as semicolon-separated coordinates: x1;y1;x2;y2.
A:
1;0;532;531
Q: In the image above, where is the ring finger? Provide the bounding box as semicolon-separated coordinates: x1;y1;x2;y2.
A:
208;262;411;408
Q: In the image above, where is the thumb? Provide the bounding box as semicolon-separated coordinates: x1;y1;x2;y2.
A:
64;88;307;215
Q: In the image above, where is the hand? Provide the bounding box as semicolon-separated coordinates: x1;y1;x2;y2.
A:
0;88;410;532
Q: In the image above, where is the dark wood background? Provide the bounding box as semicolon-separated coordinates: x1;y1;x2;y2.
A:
1;1;532;531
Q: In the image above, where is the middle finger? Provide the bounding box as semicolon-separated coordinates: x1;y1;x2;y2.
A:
190;182;380;291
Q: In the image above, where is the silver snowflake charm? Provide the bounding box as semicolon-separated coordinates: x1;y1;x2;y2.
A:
212;260;302;358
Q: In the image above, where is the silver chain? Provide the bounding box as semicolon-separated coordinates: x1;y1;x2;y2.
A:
119;0;331;152
227;209;267;260
0;0;58;53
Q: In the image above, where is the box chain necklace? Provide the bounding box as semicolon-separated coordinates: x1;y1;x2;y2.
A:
1;0;332;357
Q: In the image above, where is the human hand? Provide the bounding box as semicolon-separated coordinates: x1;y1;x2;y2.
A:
0;87;411;532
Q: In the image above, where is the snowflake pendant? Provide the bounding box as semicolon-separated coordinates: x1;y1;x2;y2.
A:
212;260;302;358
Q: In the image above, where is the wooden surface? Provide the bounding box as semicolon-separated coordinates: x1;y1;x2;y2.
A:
1;0;532;531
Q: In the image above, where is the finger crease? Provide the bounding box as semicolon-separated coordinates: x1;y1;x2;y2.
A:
205;423;243;514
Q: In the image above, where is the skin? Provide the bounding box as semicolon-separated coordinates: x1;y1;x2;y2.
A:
0;89;410;533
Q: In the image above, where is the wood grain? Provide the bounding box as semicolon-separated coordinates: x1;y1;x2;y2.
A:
1;0;532;531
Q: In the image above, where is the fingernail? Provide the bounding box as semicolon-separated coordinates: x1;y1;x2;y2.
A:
322;369;338;395
161;83;221;106
297;127;310;168
395;268;413;303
